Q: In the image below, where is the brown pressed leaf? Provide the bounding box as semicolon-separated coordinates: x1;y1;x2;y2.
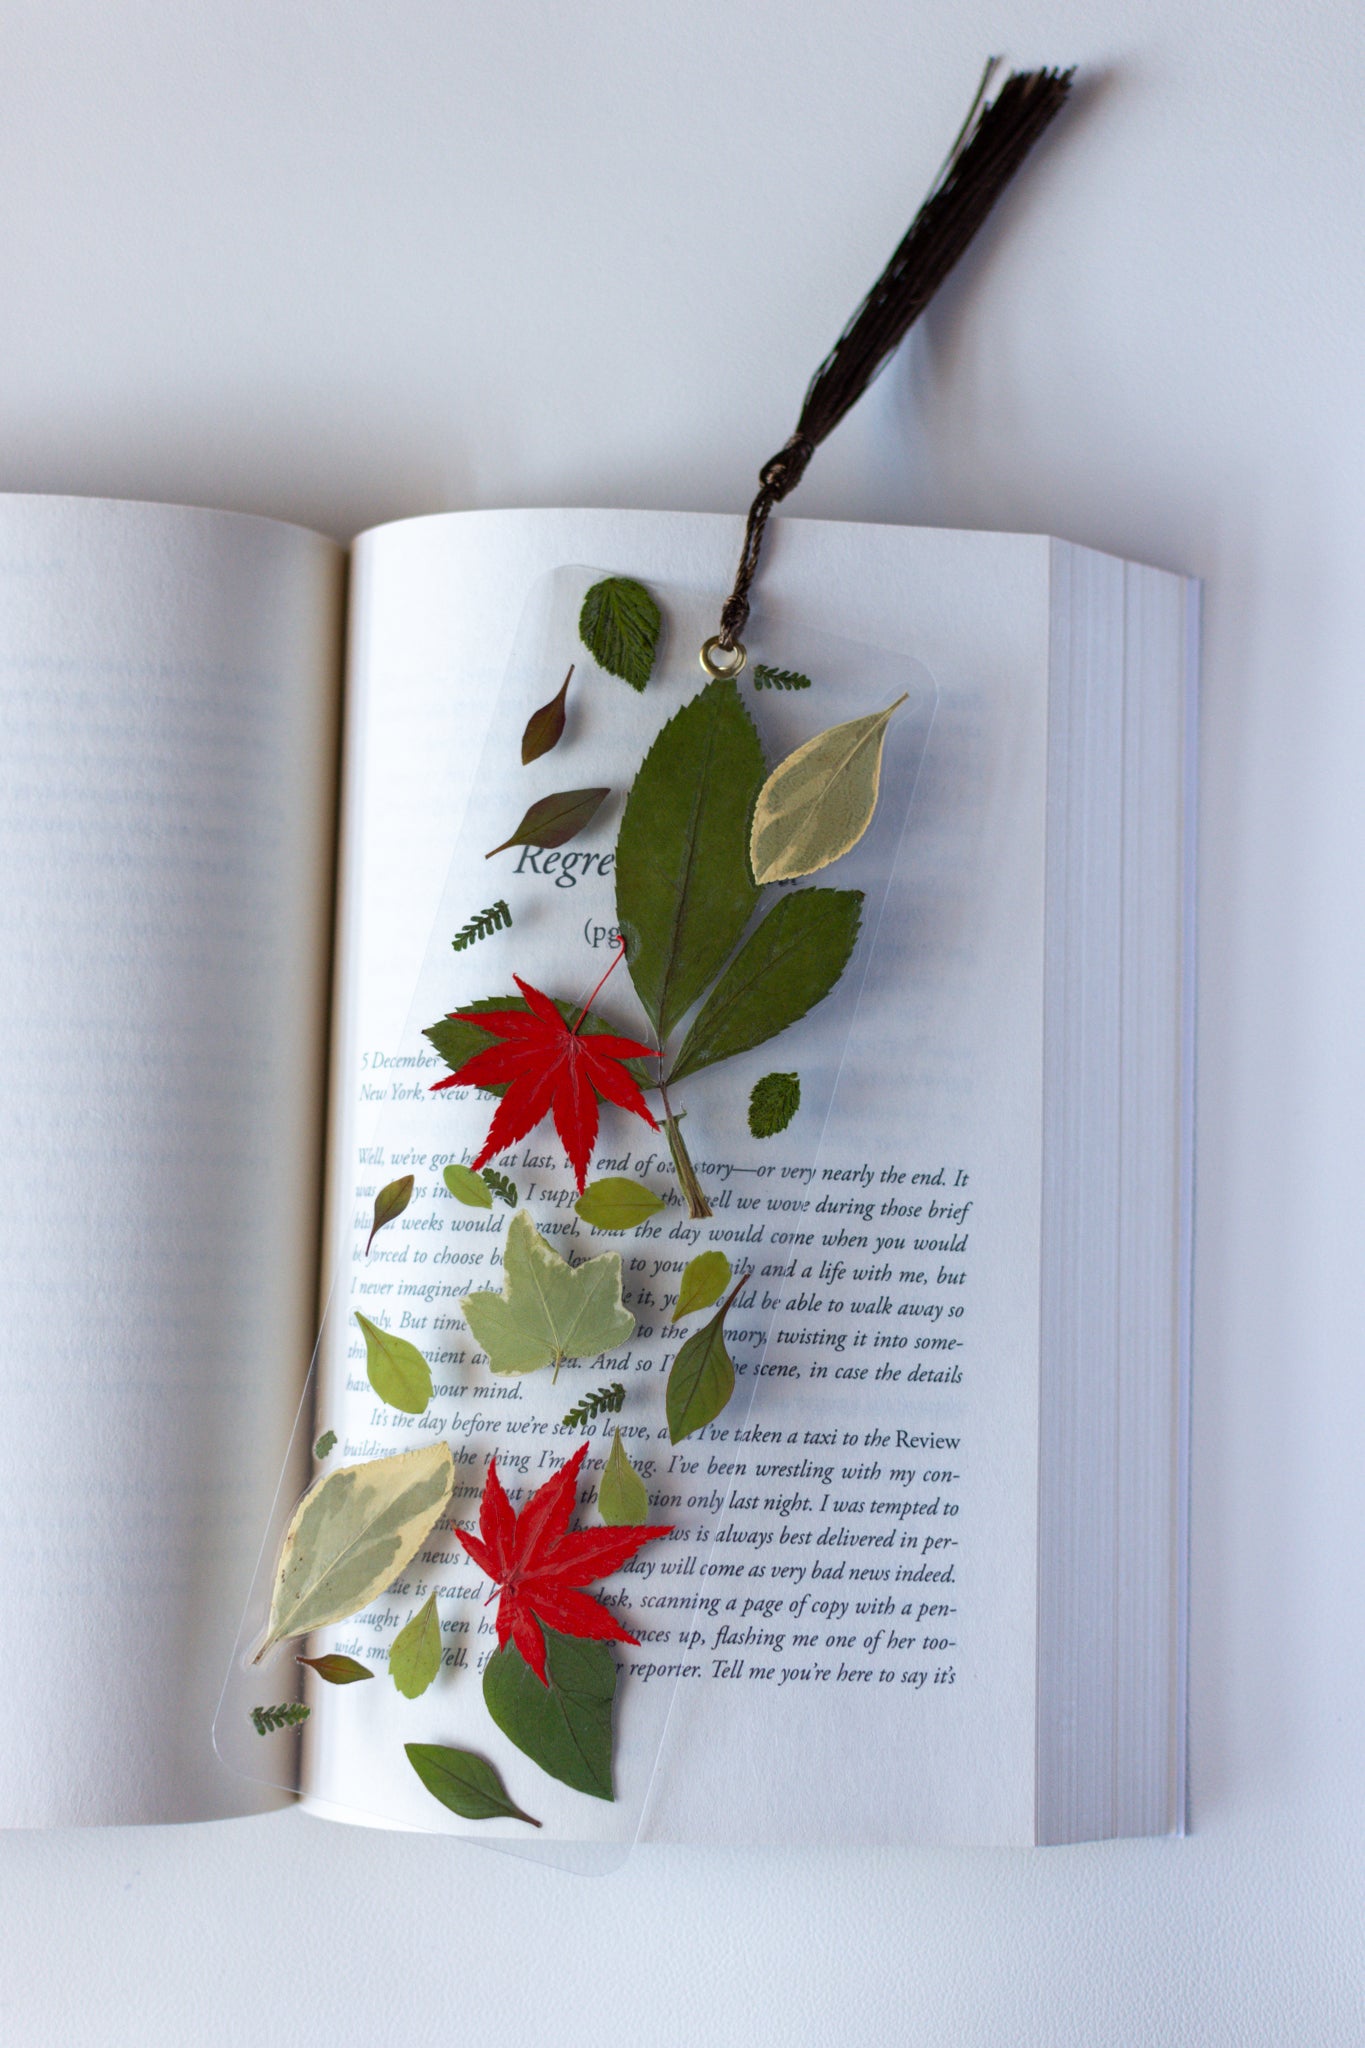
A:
486;788;610;859
365;1174;414;1254
521;665;573;764
297;1653;374;1686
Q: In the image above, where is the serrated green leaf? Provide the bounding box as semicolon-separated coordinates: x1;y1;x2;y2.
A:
522;665;572;764
297;1653;373;1685
579;577;661;692
405;1743;541;1827
486;787;610;859
752;664;813;691
254;1442;455;1660
424;998;652;1097
750;695;906;883
365;1174;413;1254
667;1278;746;1442
672;1249;732;1321
388;1593;443;1699
482;1629;616;1799
598;1428;649;1526
355;1311;433;1415
461;1210;634;1375
442;1162;493;1208
313;1430;337;1460
749;1070;801;1137
615;679;766;1041
667;888;862;1085
574;1175;666;1233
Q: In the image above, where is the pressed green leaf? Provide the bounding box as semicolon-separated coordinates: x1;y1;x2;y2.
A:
667;1278;747;1442
598;1428;649;1526
672;1249;732;1321
579;576;661;692
405;1743;541;1827
461;1209;634;1375
749;1070;801;1137
442;1162;494;1208
561;1381;626;1428
574;1175;666;1233
297;1653;373;1685
521;666;573;764
615;679;766;1041
388;1593;443;1699
667;889;862;1085
424;997;652;1097
450;900;512;952
750;695;906;883
365;1174;413;1254
486;787;609;859
313;1430;337;1460
481;1167;518;1209
483;1629;616;1800
752;664;813;691
250;1702;309;1735
254;1442;455;1660
355;1311;433;1415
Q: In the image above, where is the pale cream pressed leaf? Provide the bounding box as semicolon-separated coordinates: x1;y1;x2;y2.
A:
461;1209;635;1375
749;694;907;884
254;1442;455;1660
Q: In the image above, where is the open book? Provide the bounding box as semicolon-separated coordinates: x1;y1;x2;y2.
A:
0;495;1195;1846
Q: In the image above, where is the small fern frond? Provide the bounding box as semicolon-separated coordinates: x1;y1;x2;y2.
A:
250;1702;311;1736
752;665;813;691
560;1381;627;1429
481;1167;518;1208
451;900;513;952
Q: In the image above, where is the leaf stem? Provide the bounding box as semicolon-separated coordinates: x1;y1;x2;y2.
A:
658;1081;712;1219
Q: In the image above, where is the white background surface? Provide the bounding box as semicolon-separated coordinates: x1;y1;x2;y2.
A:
2;4;1361;2042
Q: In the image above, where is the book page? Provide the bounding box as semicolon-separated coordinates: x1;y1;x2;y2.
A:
0;496;344;1824
308;509;1053;1846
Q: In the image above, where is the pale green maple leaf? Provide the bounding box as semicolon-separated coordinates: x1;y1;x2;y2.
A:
461;1210;635;1377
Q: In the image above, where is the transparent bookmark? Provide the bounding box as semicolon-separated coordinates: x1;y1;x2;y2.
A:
216;562;936;1871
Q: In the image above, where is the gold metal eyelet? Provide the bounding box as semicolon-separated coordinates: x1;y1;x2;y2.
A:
699;635;747;680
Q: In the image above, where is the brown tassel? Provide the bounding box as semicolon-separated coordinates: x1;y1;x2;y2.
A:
714;61;1074;654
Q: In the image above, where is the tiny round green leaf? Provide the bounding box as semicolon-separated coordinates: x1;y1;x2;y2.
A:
748;1071;801;1138
579;576;661;691
443;1162;494;1208
574;1176;667;1233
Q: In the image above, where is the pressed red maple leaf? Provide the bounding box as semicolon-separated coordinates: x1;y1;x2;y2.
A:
457;1442;672;1685
431;947;659;1191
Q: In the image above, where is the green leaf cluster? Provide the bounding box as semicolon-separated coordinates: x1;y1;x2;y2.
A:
451;900;512;952
249;1702;310;1736
483;1627;616;1799
748;1070;801;1138
579;576;661;692
560;1381;626;1429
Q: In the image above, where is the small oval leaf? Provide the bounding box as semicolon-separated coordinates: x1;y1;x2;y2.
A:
750;694;907;883
598;1428;650;1526
574;1175;666;1233
666;1276;748;1442
298;1653;373;1685
672;1249;732;1322
366;1174;414;1254
254;1442;455;1659
579;576;661;692
486;788;610;859
313;1430;337;1460
521;666;572;764
405;1742;541;1827
748;1070;800;1137
388;1593;443;1699
443;1162;494;1208
355;1312;433;1414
